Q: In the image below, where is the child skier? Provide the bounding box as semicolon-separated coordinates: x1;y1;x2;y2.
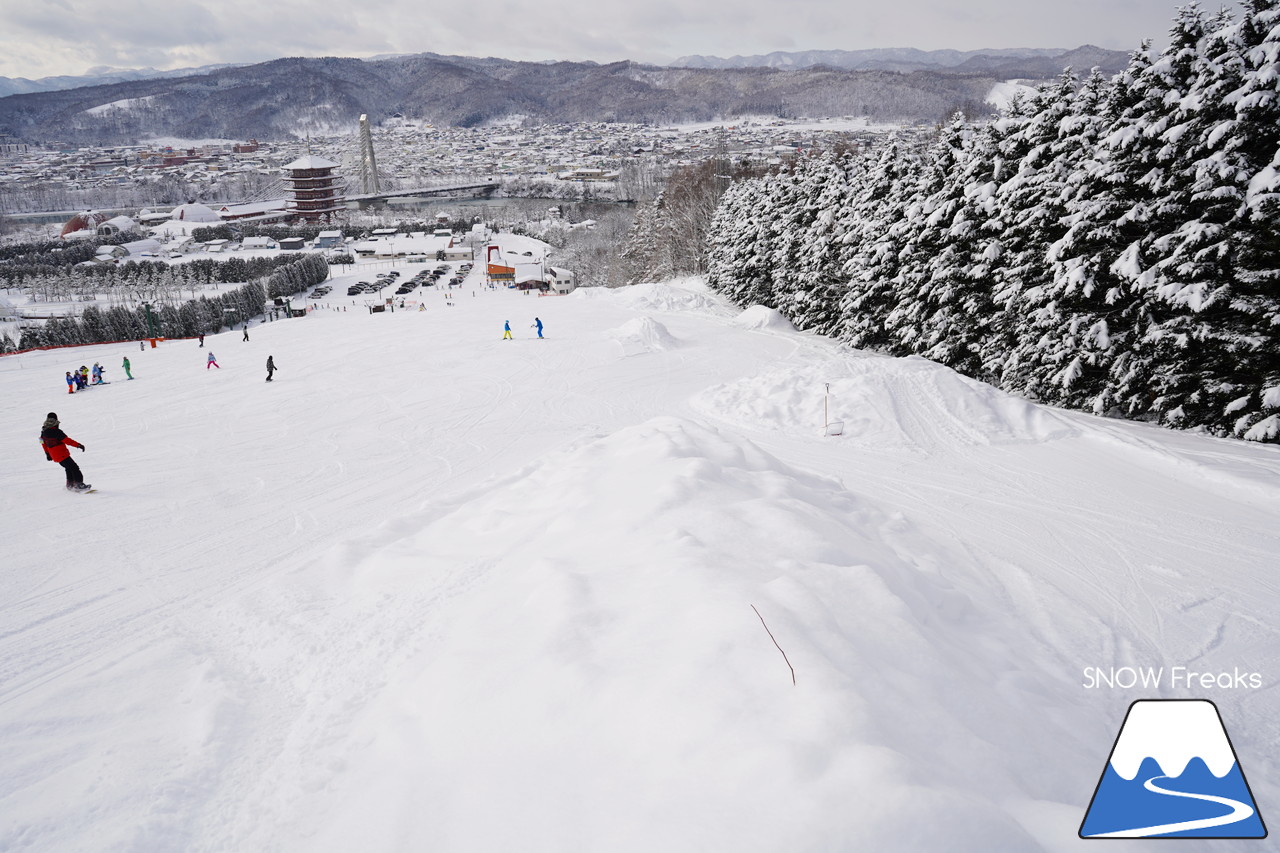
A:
65;372;76;394
503;320;513;340
39;412;90;492
207;351;220;369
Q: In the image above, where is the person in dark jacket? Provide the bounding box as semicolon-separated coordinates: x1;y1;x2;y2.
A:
39;412;90;491
266;355;277;382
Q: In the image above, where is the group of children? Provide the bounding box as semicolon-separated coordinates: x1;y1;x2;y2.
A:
64;358;135;393
64;361;117;393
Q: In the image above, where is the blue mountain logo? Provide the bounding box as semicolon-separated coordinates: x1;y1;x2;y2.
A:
1080;699;1267;838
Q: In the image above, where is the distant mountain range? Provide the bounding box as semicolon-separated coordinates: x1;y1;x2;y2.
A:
670;46;1131;77
0;63;247;99
0;48;1129;145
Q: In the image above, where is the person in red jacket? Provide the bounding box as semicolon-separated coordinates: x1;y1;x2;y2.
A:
39;412;90;492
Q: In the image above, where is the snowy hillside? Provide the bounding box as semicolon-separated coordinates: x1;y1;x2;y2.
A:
3;276;1278;851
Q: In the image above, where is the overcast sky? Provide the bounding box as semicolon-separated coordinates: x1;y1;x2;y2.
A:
0;0;1203;80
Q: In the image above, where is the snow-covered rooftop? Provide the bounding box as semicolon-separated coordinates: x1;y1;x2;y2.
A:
283;154;340;170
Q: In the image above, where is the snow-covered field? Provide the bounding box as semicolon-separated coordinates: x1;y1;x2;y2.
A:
2;275;1278;851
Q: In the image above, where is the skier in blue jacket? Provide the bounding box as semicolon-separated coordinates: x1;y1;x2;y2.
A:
502;320;513;340
532;317;544;338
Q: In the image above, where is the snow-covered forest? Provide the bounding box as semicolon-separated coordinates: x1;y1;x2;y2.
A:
1;253;328;351
697;1;1280;442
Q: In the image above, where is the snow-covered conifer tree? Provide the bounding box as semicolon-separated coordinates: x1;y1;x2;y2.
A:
790;151;864;336
837;139;916;350
882;115;976;360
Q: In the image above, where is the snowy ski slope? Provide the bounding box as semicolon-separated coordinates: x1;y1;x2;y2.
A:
2;276;1278;851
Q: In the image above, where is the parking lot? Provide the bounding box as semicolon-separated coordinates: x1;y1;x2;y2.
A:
308;260;481;306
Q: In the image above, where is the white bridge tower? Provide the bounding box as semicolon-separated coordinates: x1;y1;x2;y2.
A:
358;114;380;195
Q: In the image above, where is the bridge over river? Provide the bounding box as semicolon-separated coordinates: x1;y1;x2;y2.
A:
346;181;500;207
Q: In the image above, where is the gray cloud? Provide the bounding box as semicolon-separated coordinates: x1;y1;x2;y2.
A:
0;0;1209;80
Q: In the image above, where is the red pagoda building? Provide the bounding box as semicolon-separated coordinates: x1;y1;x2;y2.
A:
282;154;346;222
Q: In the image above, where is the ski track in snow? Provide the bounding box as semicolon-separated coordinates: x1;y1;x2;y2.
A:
2;278;1279;852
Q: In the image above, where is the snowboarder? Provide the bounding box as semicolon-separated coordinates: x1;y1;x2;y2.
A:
198;333;205;347
503;320;513;340
39;412;90;492
65;372;76;394
207;351;220;369
242;325;250;342
122;356;133;380
533;317;544;339
266;355;277;382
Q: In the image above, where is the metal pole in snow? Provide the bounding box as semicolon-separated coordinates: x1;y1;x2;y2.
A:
824;383;829;432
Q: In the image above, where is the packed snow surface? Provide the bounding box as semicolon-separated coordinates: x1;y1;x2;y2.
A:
3;277;1279;852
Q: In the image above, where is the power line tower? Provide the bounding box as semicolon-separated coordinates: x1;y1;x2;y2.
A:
357;114;380;195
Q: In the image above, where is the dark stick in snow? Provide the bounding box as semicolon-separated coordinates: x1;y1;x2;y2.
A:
751;604;795;686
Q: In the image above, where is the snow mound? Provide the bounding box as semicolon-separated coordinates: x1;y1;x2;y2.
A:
608;316;681;356
731;304;796;332
695;355;1075;448
576;278;731;315
319;417;1049;850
